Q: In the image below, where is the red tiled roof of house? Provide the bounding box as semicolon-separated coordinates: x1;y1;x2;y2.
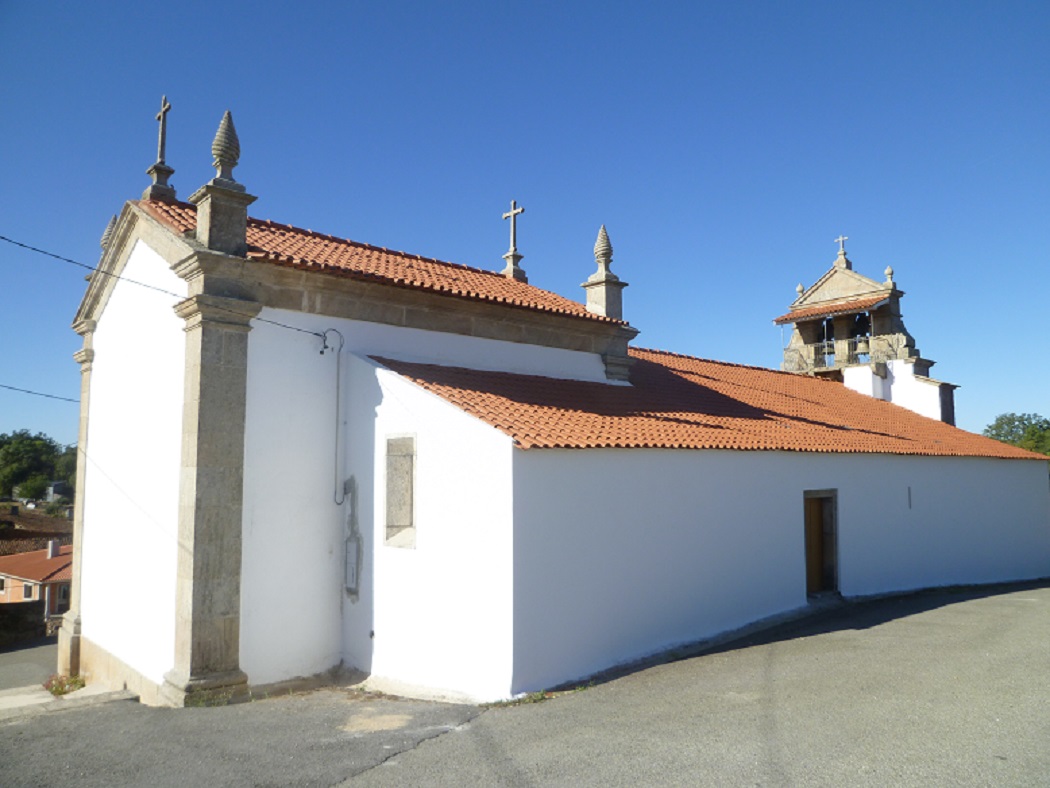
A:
773;294;889;325
373;348;1043;458
139;200;621;325
0;544;72;583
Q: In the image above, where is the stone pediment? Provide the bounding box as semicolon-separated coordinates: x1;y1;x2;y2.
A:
794;264;888;307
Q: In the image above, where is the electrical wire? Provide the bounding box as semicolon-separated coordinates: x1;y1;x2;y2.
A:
0;234;324;339
3;235;355;513
0;384;78;404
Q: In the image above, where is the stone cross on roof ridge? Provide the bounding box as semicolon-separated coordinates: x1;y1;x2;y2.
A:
835;234;848;254
143;95;177;202
155;96;172;165
502;200;524;254
501;199;527;282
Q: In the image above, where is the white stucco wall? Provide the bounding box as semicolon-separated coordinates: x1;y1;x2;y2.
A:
251;307;611;383
80;240;186;684
236;304;1048;702
359;361;516;701
843;360;945;421
239;320;346;685
240;308;538;693
511;448;1050;694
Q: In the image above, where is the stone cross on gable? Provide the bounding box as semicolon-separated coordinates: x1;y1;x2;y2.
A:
155;96;172;165
143;95;176;202
835;234;849;253
503;200;524;254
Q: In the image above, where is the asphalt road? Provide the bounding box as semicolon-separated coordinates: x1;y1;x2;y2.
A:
0;638;57;691
2;583;1049;787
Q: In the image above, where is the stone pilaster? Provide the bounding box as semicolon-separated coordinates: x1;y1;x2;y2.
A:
832;315;853;366
57;320;96;677
189;184;256;257
161;294;261;706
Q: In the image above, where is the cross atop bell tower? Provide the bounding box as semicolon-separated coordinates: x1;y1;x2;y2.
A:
833;234;852;270
143;96;177;203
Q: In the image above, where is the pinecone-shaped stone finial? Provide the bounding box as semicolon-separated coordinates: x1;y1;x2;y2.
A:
211;110;242;187
594;224;613;266
100;215;117;250
884;265;894;285
583;223;626;320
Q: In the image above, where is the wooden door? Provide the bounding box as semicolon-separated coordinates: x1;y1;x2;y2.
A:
804;497;824;594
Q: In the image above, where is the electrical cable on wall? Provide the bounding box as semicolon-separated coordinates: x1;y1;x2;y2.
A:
321;328;346;505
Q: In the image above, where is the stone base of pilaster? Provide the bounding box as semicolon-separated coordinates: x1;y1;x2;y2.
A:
56;612;81;676
161;668;250;707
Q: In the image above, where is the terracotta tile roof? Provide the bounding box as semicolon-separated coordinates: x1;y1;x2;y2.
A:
373;348;1043;459
0;544;72;584
774;294;889;325
139;200;621;325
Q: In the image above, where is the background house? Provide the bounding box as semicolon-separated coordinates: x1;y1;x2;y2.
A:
0;541;72;615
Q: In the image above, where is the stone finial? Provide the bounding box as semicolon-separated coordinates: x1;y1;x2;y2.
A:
100;216;117;250
143;95;177;202
884;265;894;285
796;282;805;297
210;110;244;190
582;224;627;320
189;109;256;256
594;224;613;265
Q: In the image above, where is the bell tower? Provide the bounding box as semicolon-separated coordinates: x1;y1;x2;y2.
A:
774;238;957;425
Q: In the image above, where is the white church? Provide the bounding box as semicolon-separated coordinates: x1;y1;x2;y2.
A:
58;104;1050;705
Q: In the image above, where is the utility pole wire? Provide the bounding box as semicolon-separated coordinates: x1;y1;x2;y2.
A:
0;383;78;404
0;234;324;338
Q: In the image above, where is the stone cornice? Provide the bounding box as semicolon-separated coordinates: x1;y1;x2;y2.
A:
73;318;97;337
73;348;94;369
173;293;262;332
188;255;639;371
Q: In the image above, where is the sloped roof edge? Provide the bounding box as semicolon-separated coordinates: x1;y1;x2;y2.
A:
139;200;625;327
371;348;1043;460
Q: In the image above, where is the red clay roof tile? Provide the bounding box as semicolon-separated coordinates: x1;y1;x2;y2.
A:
773;294;890;325
139;200;621;325
373;348;1043;459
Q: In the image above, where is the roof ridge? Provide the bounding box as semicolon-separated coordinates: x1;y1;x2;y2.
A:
146;199;519;279
137;199;623;326
371;355;616;387
631;345;826;379
246;215;536;282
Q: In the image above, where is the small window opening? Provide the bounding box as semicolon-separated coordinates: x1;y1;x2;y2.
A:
385;436;416;548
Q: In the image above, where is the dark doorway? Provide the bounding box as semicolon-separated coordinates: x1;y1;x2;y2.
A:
804;490;838;595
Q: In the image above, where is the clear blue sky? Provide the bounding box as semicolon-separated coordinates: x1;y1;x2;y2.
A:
1;1;1047;445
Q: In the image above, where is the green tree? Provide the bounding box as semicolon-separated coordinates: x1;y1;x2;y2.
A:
983;413;1050;456
14;474;49;501
54;444;77;487
0;430;60;497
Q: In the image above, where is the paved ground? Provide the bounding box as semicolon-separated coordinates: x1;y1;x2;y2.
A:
1;583;1048;787
0;637;57;690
